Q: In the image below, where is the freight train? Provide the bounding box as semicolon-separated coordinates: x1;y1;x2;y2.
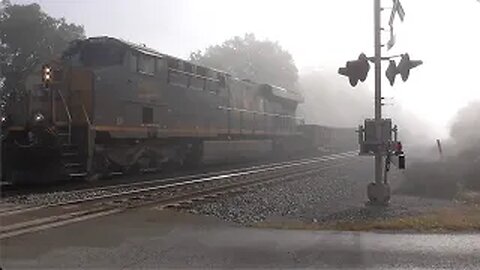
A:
1;36;356;184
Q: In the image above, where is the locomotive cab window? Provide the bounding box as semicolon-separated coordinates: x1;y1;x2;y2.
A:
80;42;126;67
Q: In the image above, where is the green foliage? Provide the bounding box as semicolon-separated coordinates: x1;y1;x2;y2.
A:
190;33;298;90
0;0;85;96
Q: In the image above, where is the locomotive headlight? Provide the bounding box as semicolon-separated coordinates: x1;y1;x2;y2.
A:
1;116;6;123
33;112;45;123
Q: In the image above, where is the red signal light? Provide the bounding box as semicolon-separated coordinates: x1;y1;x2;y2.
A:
395;141;403;154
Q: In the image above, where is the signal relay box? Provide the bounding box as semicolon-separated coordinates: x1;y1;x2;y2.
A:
358;118;397;155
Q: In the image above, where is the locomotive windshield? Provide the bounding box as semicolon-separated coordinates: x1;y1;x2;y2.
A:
80;43;125;67
62;40;126;67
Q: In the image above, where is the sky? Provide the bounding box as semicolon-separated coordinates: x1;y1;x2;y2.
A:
14;0;480;138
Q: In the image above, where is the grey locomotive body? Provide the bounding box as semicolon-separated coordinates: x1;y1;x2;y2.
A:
2;36;307;183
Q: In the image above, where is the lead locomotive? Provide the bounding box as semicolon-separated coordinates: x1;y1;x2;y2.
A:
2;36;320;183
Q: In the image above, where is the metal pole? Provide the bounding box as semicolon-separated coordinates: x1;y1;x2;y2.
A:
0;111;2;181
374;0;383;185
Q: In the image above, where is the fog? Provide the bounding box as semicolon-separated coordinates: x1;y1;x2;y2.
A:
397;101;480;198
450;101;480;152
298;70;440;150
297;70;371;128
13;0;480;140
9;0;480;179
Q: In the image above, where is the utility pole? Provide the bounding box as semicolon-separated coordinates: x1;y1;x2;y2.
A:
0;111;2;181
373;0;383;187
363;0;392;205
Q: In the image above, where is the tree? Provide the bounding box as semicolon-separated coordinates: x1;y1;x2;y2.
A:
190;33;298;90
450;101;480;147
0;0;85;98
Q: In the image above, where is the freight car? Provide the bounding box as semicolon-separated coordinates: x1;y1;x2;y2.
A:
1;36;354;184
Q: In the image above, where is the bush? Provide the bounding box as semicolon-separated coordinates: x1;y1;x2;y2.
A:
399;161;460;199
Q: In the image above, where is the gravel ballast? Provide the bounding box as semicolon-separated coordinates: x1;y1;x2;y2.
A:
188;158;455;226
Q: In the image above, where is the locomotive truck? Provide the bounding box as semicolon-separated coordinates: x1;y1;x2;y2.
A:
1;36;355;184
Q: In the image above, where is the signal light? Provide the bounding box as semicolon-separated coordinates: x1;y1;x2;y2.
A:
385;60;398;86
397;53;423;82
338;53;371;87
42;64;52;88
383;54;423;85
394;141;403;155
396;141;403;152
339;53;422;87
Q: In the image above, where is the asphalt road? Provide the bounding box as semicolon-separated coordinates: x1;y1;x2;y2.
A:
1;207;479;269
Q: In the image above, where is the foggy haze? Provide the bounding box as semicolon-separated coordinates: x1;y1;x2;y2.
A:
450;101;480;151
297;70;372;128
401;101;480;198
298;70;439;149
11;0;480;141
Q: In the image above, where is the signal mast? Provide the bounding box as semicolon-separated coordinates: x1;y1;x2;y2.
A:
338;0;422;204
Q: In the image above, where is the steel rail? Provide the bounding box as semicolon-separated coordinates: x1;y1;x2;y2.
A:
0;154;357;239
0;151;356;216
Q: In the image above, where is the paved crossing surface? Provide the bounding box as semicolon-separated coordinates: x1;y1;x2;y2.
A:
1;208;479;269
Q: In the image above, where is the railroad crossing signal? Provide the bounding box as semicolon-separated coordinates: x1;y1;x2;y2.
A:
387;0;405;51
42;64;52;88
337;0;422;205
385;54;423;86
337;53;370;87
389;0;405;26
339;53;422;87
397;53;423;81
385;60;398;86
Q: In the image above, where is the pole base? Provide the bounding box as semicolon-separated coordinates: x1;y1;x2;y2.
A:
367;182;391;205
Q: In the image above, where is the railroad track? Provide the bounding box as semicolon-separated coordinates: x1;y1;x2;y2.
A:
0;151;358;239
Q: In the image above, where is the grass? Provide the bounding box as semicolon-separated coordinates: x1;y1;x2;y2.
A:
455;190;480;205
252;206;480;232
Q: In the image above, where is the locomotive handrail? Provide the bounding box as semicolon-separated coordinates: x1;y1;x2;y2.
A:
55;89;72;144
168;68;220;82
217;105;304;120
81;104;91;127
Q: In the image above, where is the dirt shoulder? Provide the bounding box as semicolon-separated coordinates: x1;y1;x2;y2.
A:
253;203;480;233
